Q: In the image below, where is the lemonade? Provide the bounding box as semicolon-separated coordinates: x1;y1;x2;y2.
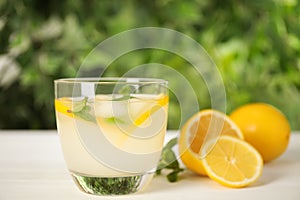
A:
54;78;168;195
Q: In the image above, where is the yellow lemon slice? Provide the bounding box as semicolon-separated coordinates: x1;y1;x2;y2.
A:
201;136;263;188
54;98;74;118
133;94;169;126
95;94;168;149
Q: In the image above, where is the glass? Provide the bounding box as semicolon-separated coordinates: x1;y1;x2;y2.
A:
54;78;169;195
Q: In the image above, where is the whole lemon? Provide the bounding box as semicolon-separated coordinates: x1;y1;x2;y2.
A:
230;103;290;162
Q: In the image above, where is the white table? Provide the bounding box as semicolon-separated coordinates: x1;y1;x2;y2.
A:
0;130;300;200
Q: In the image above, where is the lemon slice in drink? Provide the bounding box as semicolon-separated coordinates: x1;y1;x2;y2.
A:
95;94;168;148
95;94;168;127
54;98;75;118
130;94;169;127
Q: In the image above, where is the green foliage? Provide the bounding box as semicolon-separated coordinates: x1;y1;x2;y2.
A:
0;0;299;129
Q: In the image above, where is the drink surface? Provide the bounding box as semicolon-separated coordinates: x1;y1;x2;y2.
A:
55;94;168;177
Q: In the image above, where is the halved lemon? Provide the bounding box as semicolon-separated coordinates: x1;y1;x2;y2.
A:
178;109;244;175
201;136;263;188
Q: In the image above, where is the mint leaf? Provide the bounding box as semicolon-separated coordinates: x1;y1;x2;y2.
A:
72;97;96;123
118;85;135;95
167;169;183;182
112;85;135;101
74;108;96;123
156;137;184;182
72;98;87;112
105;117;126;124
164;138;178;152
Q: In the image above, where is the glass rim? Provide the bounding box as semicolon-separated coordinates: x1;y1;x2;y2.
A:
54;77;168;85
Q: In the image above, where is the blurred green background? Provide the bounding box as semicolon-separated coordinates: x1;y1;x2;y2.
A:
0;0;299;130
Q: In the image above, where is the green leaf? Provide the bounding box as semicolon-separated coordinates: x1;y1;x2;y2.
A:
156;137;184;182
164;137;178;150
72;97;96;123
167;169;184;182
32;16;62;41
105;117;126;124
72;98;87;112
74;108;96;123
162;148;177;166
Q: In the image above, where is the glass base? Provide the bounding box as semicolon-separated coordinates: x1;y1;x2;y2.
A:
71;172;154;195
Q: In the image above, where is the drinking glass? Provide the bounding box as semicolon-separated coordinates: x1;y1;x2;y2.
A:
54;78;169;195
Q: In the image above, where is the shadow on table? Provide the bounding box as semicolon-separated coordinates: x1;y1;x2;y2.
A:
258;145;300;187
